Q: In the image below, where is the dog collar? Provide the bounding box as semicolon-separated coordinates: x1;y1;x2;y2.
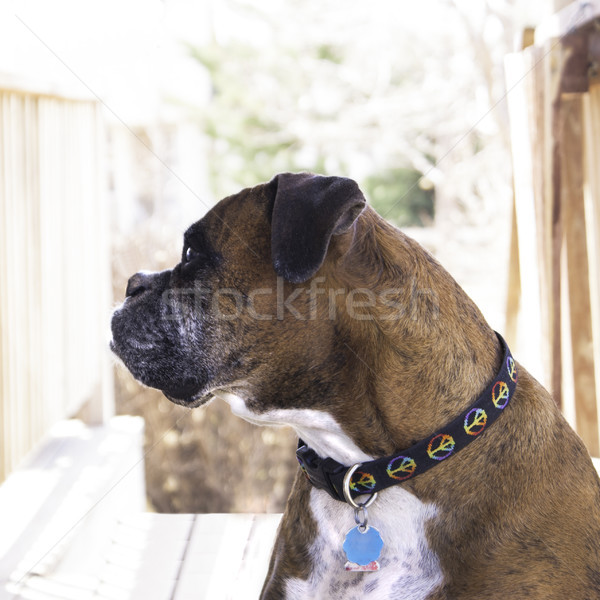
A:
296;332;518;503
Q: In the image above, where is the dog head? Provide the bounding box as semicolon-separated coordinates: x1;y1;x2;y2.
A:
110;173;368;409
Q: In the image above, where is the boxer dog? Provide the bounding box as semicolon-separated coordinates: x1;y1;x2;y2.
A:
111;173;600;599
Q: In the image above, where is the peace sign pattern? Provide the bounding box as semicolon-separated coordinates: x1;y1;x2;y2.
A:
379;345;516;484
507;356;517;382
427;434;456;461
464;408;487;436
492;381;510;409
349;470;377;493
386;456;417;481
296;333;518;502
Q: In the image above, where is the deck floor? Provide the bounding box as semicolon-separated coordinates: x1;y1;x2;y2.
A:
4;513;281;600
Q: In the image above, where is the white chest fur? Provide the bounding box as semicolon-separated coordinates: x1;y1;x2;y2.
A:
284;487;443;600
213;395;445;599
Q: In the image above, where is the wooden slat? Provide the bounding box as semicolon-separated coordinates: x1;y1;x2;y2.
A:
546;41;565;407
97;513;193;600
0;93;10;481
504;52;545;382
235;514;281;596
559;94;599;454
173;514;280;600
583;84;600;426
505;192;521;345
531;43;559;400
23;93;39;457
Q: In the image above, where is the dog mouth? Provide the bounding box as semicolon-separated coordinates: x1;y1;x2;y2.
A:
163;391;212;408
110;337;210;408
110;303;217;409
162;384;211;408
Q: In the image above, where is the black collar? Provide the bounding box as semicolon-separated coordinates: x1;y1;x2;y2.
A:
296;332;518;503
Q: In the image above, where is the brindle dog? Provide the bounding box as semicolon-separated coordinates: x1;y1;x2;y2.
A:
111;173;600;599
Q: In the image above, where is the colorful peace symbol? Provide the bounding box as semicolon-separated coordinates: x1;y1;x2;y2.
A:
507;357;517;382
427;434;455;461
350;471;376;493
492;380;510;409
386;456;417;481
463;408;487;436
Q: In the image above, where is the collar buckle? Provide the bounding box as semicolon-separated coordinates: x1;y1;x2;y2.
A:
296;442;347;502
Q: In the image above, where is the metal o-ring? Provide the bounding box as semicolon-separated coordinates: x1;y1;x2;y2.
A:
342;463;378;509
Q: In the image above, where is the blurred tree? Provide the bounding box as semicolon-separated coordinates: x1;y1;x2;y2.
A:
363;168;434;227
186;0;492;224
183;0;517;230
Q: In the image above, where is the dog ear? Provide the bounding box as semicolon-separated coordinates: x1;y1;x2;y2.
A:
270;172;366;283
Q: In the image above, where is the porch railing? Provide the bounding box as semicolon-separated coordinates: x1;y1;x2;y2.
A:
0;77;113;482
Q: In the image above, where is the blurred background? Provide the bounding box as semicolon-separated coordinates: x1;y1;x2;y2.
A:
1;0;599;522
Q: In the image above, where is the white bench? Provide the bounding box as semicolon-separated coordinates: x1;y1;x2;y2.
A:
0;417;281;600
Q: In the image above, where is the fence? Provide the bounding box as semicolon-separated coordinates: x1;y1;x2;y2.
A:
0;77;113;482
505;1;600;455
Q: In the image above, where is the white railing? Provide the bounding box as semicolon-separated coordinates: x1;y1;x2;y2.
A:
0;78;113;482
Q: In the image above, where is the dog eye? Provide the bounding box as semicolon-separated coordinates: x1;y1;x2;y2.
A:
184;246;201;263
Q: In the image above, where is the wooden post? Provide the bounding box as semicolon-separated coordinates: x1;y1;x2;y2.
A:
504;52;545;382
530;46;555;394
559;94;599;455
505;191;521;345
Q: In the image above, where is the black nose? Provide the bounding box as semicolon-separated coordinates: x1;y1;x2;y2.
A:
126;272;151;298
125;270;171;298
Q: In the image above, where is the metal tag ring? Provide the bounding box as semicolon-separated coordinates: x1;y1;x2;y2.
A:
342;463;378;509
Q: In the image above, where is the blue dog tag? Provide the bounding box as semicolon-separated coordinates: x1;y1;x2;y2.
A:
343;525;383;570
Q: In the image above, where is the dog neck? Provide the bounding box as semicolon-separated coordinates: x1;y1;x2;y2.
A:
217;305;504;471
296;332;517;503
321;213;505;459
219;210;504;467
